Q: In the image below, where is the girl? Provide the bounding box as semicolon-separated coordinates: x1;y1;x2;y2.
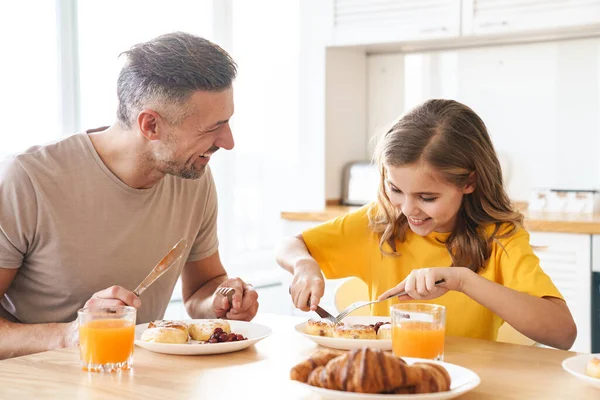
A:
276;99;576;350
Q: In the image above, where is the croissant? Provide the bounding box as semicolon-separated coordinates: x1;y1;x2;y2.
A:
410;362;452;393
290;349;345;383
305;348;451;394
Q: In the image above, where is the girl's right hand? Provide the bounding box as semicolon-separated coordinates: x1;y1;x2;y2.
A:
290;261;325;312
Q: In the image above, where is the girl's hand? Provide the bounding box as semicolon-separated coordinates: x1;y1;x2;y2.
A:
378;267;471;301
290;261;325;312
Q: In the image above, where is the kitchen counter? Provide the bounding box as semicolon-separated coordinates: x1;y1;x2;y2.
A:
281;205;600;234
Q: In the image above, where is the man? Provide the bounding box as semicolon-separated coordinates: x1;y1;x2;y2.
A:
0;32;259;359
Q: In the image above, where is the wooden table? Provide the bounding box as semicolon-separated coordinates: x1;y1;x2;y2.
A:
0;314;597;399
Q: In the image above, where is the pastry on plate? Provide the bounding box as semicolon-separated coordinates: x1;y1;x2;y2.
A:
306;318;336;337
333;324;377;340
290;348;345;382
586;357;600;378
141;327;189;344
376;323;392;340
148;320;189;337
189;319;231;341
301;347;451;394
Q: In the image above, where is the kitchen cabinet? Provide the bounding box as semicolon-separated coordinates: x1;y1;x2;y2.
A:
331;0;461;46
463;0;600;36
529;231;592;353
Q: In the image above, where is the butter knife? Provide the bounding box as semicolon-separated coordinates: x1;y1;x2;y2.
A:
133;238;188;296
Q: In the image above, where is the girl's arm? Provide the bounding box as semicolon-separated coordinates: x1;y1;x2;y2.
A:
275;235;325;312
379;267;577;350
460;269;576;350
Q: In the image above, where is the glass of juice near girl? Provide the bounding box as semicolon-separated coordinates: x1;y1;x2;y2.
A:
391;303;446;361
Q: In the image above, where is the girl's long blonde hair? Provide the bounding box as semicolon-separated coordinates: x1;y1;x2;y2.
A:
369;99;523;272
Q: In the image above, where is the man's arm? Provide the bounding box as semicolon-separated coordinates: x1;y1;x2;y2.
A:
181;250;259;321
0;268;78;360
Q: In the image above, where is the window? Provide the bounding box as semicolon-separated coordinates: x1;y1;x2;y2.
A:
0;1;61;157
76;0;214;128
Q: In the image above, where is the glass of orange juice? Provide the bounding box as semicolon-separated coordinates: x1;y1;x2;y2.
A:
77;306;136;372
391;303;446;361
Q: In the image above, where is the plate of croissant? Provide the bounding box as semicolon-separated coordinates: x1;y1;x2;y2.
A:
295;316;392;350
291;347;480;399
562;353;600;389
134;319;272;355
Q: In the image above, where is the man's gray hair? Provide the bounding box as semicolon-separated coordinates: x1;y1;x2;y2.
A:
116;32;237;128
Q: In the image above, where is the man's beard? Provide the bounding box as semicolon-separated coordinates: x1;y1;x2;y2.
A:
154;131;208;180
164;159;206;180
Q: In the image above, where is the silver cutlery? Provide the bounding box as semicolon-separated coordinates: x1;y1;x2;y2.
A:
133;238;188;297
334;279;445;323
287;286;337;323
216;286;235;306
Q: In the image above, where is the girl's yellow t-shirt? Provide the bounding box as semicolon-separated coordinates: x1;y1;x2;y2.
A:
302;204;563;341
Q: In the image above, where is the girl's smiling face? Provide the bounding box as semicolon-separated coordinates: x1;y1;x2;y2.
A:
385;163;475;235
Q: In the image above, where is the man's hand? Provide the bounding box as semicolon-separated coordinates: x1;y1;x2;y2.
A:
211;278;259;321
84;285;142;309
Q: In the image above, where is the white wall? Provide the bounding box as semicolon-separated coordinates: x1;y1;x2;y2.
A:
325;48;368;200
361;37;600;201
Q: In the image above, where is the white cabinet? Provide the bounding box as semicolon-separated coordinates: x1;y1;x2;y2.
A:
529;231;592;352
463;0;600;36
331;0;461;46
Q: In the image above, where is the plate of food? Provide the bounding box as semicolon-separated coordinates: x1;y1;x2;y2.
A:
562;353;600;389
295;316;392;350
291;347;480;399
135;319;272;355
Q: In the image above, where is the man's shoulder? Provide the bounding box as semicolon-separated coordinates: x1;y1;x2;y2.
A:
20;133;86;157
10;133;88;173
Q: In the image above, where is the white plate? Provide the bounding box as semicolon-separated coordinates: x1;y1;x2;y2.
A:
295;357;480;399
295;316;392;351
134;319;272;355
562;353;600;389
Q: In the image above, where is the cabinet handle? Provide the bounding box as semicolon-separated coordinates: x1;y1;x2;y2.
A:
419;26;448;33
478;20;509;28
531;245;549;252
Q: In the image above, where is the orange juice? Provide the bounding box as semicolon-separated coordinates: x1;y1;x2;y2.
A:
392;321;445;360
79;319;135;368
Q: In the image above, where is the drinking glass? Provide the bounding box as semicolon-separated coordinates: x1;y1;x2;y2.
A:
78;306;136;372
391;303;446;360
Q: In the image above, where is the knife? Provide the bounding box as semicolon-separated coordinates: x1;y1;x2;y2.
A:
287;285;337;323
133;238;188;297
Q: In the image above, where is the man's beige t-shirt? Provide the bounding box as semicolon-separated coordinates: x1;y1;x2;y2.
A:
0;132;219;324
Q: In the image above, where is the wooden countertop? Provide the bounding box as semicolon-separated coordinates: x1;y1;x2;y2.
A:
281;206;600;234
0;314;598;399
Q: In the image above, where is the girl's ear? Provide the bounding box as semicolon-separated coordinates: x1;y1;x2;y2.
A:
463;172;476;194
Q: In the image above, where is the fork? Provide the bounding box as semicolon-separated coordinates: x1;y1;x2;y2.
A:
334;279;445;323
216;287;235;307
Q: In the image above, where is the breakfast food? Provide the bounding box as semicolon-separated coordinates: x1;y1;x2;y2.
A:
207;327;247;343
141;327;189;344
333;324;377;340
290;349;345;382
306;319;337;337
304;319;391;340
376;323;392;340
189;319;232;341
141;319;246;345
148;320;190;337
291;347;451;394
586;357;600;378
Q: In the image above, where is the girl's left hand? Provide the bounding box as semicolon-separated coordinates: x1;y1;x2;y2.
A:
377;267;470;301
